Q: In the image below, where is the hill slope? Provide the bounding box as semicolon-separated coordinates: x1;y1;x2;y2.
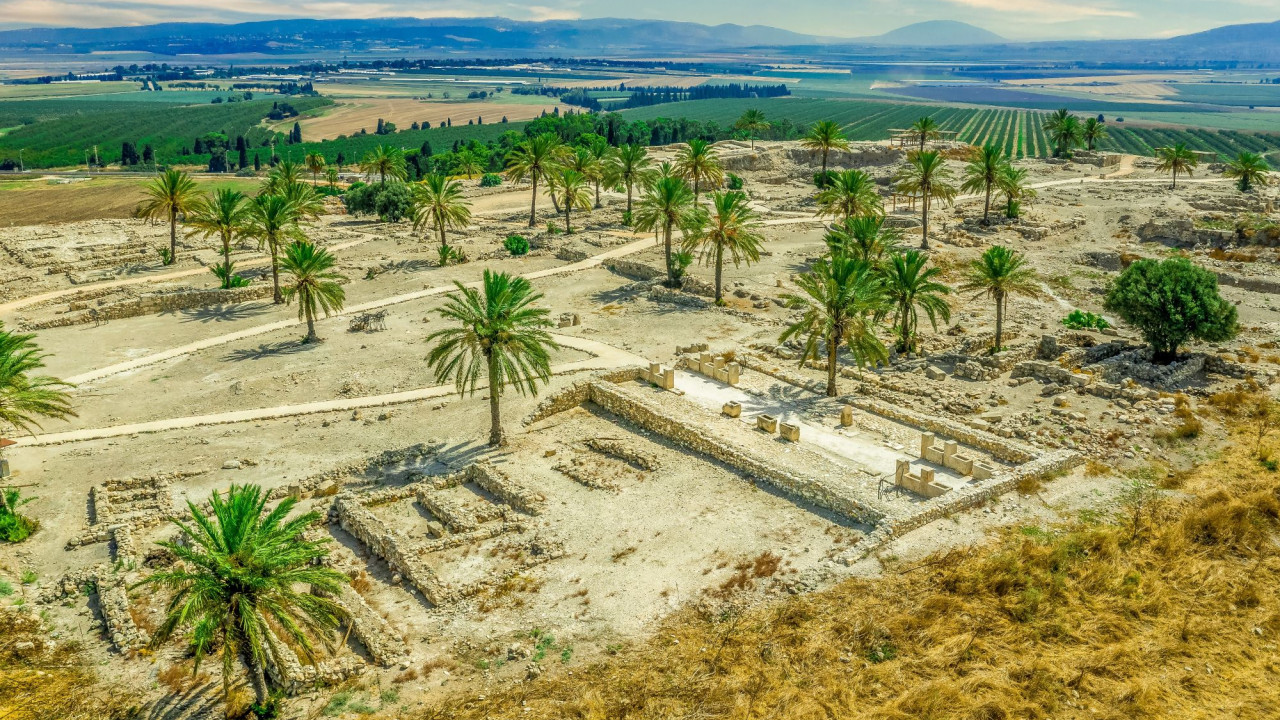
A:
868;20;1006;46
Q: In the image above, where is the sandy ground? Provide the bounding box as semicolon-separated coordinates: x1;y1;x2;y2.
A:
3;139;1280;716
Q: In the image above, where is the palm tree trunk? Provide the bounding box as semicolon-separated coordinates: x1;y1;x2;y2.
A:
983;184;992;225
826;324;838;398
626;184;633;216
664;219;674;287
270;239;282;304
246;652;269;708
821;150;828;181
694;177;700;206
168;207;178;264
714;244;724;305
528;175;538;228
487;353;504;447
221;232;232;288
564;205;571;234
439;224;447;253
920;195;931;251
1172;169;1178;190
994;292;1004;351
594;181;602;209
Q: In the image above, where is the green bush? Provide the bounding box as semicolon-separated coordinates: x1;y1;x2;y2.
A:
0;487;39;543
813;171;836;189
344;181;413;222
211;263;251;289
480;173;502;187
1103;257;1238;363
504;235;530;256
437;243;467;267
546;222;561;235
1061;309;1110;331
622;210;633;227
726;173;744;190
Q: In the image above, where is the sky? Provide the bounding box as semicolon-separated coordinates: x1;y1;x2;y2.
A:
0;0;1275;40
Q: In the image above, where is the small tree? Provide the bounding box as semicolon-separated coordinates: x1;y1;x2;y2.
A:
633;175;701;287
186;188;249;289
1155;143;1198;189
801;120;850;179
139;168;202;265
960;144;1009;226
816;169;882;223
304;152;326;185
505;133;564;228
1224;152;1271;193
552;168;592;233
612;143;655;217
412;173;472;261
960;246;1040;351
675;138;724;205
909;116;941;153
682;190;764;305
780;255;887;396
735;109;769;150
894;151;957;250
883;250;952;354
280;240;345;343
1103;257;1238;364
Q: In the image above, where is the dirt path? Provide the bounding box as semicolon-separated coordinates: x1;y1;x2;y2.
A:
16;334;642;447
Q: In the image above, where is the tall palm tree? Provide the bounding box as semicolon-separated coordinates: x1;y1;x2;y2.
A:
735;109;769;150
633;175;701;287
586;137;616;208
304;152;326;186
0;323;75;438
140;168;202;265
1082;117;1109;152
244;194;302;304
412;173;472;259
960;245;1040;352
960;144;1009;225
279;181;325;222
1155;143;1198;189
801;120;850;180
894;151;957;250
140;484;348;712
909;116;941;152
261;160;306;196
186;188;249;289
505;133;563;228
996;164;1036;219
426;271;558;447
825;216;902;265
455;150;483;180
779;255;887;396
1043;109;1082;158
280;240;345;344
816;168;882;222
552;168;593;233
675;138;725;204
883;250;952;354
325;166;339;189
360;145;407;186
1224;151;1270;193
613;143;655;217
682;190;764;304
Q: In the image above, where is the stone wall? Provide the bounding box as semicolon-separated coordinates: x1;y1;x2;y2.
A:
329;585;408;668
466;462;545;515
524;367;643;425
98;577;151;652
333;496;447;605
845;396;1039;464
21;284;276;331
606;259;664;282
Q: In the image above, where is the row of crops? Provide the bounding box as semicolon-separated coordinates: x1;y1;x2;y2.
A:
618;97;1280;160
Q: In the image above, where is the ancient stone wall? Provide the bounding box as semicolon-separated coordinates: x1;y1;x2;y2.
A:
466;462;545;515
845;396;1039;464
332;497;447;605
21;284;276;331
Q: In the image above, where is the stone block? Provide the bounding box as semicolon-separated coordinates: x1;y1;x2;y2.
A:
722;401;742;418
756;414;778;433
726;363;740;385
779;422;800;442
840;405;854;427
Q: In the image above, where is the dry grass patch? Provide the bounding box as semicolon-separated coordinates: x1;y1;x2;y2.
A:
421;432;1280;720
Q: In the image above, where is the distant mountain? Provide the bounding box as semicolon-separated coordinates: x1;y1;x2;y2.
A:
1162;19;1280;62
864;20;1005;46
0;17;838;56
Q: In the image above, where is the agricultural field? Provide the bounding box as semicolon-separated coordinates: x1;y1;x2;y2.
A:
0;81;142;99
285;121;525;169
276;96;558;141
0;175;261;225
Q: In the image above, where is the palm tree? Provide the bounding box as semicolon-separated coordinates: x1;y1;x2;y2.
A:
1082;117;1109;152
633;175;701;287
909;116;941;152
140;168;201;265
186;188;249;289
426;271;558;447
779;256;888;396
455;150;483;180
304;152;326;186
412;173;472;260
0;323;75;438
586;137;616;208
325;166;339;189
279;181;325;222
505;133;563;228
735;109;769;150
801;120;850;180
552;168;592;233
894;151;957;250
360;145;407;186
1224;151;1271;192
244;194;302;304
280;240;345;344
261;160;306;196
1043;109;1082;158
675;138;725;204
996;164;1036;219
1155;143;1198;189
825;216;902;265
960;246;1040;352
816;168;882;222
682;191;764;304
960;144;1009;225
613;144;655;218
140;484;348;712
883;250;952;354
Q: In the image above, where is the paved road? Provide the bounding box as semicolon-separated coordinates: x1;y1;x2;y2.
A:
16;335;643;447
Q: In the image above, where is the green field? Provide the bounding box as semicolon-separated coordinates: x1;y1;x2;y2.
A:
619;97;1280;159
279;121;525;167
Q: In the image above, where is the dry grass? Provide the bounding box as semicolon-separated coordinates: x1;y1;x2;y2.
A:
1208;247;1259;263
420;429;1280;720
0;609;136;720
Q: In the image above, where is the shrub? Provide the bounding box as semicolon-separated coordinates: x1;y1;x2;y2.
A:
669;251;694;283
1061;309;1110;331
437;243;466;266
621;210;633;227
813;170;836;189
546;222;561;235
211;263;251;289
480;173;502;188
726;173;744;190
1103;257;1238;364
504;235;530;256
343;181;413;222
0;487;39;543
1005;199;1022;219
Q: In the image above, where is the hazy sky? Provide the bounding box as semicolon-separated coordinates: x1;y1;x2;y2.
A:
0;0;1275;40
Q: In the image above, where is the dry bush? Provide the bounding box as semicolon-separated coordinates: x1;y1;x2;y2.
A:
423;434;1280;720
1208;247;1259;263
157;661;208;695
1085;460;1112;477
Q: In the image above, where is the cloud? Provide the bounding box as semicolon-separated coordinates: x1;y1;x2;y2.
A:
940;0;1136;20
